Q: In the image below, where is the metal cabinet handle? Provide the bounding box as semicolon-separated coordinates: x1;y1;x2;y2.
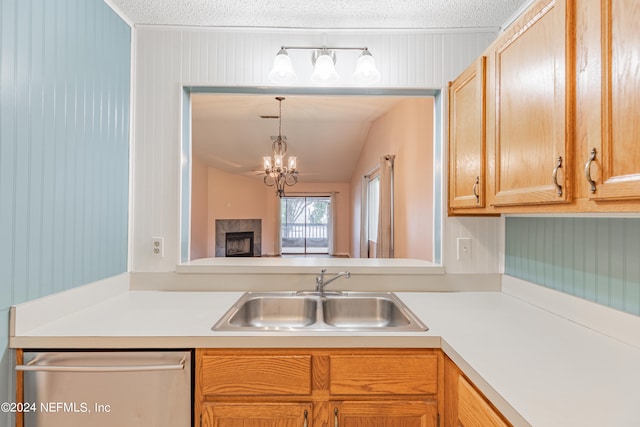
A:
552;156;563;196
585;148;597;193
334;408;339;427
472;176;480;203
15;357;186;372
303;409;308;427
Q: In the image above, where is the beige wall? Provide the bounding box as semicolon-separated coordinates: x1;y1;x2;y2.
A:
206;167;274;257
191;164;352;257
350;98;434;260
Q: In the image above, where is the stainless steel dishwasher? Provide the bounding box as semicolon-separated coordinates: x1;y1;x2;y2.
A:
17;350;191;427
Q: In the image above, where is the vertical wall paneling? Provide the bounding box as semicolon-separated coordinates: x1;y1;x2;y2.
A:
132;27;499;272
505;217;640;316
0;1;131;423
433;91;443;264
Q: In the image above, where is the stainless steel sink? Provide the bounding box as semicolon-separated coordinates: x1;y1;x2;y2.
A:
227;295;317;328
213;292;427;332
322;296;412;328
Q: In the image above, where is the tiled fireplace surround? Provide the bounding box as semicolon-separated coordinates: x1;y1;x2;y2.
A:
215;219;262;257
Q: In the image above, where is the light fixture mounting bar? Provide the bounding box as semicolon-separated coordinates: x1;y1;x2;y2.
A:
280;46;370;52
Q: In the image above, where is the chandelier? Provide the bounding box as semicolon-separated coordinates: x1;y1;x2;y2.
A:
263;97;298;197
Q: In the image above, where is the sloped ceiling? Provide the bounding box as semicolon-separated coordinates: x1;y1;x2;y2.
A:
192;94;409;183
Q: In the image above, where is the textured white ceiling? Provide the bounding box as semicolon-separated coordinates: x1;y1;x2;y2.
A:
108;0;530;29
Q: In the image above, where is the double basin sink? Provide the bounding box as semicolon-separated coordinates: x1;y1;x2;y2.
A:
213;291;428;332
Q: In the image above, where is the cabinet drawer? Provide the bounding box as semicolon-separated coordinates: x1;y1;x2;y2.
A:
200;355;312;396
329;354;438;395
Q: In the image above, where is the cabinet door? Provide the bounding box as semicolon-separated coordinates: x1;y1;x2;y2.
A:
457;377;508;427
444;356;511;427
201;403;312;427
332;401;437;427
492;0;574;206
586;0;640;200
449;56;487;210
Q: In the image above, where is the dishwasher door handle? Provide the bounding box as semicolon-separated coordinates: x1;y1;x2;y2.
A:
16;357;186;372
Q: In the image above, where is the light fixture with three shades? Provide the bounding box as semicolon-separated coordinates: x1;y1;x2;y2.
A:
268;46;381;85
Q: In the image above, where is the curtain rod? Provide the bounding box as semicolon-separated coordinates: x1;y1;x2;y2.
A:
283;192;339;195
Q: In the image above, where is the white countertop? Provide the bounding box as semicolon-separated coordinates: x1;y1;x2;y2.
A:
10;282;640;427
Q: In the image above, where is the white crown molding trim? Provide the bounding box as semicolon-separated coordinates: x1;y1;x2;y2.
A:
104;0;135;28
133;23;499;35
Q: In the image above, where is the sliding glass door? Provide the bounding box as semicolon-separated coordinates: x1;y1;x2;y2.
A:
281;197;330;254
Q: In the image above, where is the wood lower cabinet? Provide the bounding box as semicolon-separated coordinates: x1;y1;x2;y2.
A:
332;401;438;427
195;349;442;427
443;356;511;427
201;403;312;427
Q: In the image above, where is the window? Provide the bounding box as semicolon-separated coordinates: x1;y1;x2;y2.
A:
281;197;330;254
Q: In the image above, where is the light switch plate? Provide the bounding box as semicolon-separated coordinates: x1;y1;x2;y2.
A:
457;237;472;260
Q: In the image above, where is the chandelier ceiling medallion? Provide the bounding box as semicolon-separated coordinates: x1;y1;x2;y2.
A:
263;97;298;197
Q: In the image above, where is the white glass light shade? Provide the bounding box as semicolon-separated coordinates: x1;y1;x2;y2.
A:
268;50;297;84
311;54;339;83
353;51;381;83
263;156;272;170
288;156;297;170
274;154;283;168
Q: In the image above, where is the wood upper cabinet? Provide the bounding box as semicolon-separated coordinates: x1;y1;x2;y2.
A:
582;0;640;201
491;0;575;206
448;56;487;211
447;0;640;213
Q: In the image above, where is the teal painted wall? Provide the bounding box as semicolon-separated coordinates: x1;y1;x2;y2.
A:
505;217;640;316
0;0;130;420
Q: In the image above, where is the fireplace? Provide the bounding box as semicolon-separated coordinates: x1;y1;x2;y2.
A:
215;219;262;257
225;231;254;257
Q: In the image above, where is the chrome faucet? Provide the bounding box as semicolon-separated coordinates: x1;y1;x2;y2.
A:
315;268;351;294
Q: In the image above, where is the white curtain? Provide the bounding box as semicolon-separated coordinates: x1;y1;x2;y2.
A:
327;192;337;256
359;175;369;258
376;155;395;258
275;198;282;256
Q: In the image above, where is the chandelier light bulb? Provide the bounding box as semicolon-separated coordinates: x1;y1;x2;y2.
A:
263;156;272;171
274;154;283;169
288;156;297;170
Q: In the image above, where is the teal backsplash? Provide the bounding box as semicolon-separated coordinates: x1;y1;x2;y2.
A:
505;217;640;316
